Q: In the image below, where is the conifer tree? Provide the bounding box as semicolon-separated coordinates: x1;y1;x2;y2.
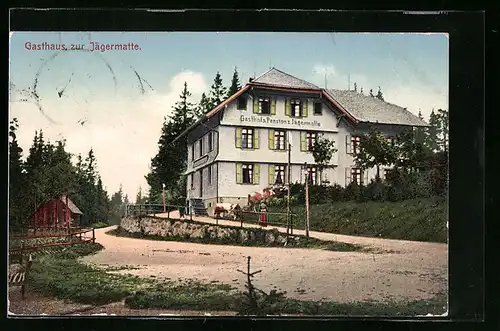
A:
353;82;357;92
425;109;441;152
227;67;242;98
207;72;227;112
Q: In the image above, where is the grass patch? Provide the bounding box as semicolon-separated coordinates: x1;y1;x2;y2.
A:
106;226;364;252
259;197;447;243
90;222;111;229
25;241;446;316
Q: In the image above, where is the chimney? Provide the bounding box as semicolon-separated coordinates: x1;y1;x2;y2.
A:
249;78;254;83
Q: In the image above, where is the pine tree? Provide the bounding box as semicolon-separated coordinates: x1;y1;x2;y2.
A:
376;86;384;101
9;118;26;230
414;111;427;146
207;72;227;112
195;93;210;118
360;87;364;94
136;186;145;204
425;109;441;152
436;109;449;153
227;67;242;98
353;82;357;92
146;83;197;206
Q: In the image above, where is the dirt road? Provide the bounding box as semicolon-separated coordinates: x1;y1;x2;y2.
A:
82;223;448;304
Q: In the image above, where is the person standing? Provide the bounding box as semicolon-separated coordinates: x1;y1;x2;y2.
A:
258;200;268;227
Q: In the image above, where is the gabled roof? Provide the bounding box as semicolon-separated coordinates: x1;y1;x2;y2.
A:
323;89;429;127
59;195;83;215
250;67;320;90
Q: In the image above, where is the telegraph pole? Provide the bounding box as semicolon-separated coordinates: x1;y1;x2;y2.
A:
304;163;310;239
286;142;292;235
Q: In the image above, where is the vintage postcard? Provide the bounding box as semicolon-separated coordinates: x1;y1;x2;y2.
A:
8;30;449;317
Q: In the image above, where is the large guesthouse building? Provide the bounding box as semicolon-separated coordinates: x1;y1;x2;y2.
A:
177;68;427;215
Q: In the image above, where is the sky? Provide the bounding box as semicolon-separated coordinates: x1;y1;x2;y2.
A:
9;32;449;201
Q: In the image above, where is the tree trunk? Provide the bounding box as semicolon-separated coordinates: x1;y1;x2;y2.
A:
376;165;380;181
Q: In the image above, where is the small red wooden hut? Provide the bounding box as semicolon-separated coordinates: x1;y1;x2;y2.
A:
32;195;83;228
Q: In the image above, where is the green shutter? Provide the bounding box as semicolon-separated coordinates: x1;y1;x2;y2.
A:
268;129;275;150
253;129;259;149
300;132;307;152
271;99;276;115
302;101;308;117
253;164;260;184
285;99;291;116
236;163;243;184
235;128;242;148
269;165;275;185
254;98;259;114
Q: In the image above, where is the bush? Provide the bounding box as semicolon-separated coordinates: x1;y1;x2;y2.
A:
91;221;110;229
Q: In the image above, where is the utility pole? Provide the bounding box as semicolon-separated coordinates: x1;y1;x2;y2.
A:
304;163;310;239
286;142;292;236
162;183;166;213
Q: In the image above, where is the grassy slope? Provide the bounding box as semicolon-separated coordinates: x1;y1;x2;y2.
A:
262;197;447;243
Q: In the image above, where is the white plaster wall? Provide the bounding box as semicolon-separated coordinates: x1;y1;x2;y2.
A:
216;126;340;166
221;94;339;133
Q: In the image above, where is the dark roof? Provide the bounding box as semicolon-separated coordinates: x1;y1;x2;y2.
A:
324;89;429;127
59;195;83;215
250;68;320;90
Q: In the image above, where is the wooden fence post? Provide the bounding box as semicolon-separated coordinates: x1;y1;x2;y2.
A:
92;228;95;243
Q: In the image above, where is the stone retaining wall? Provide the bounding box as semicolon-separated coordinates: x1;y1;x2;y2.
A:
120;216;309;247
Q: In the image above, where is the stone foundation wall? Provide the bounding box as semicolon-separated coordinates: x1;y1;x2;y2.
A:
120;216;306;246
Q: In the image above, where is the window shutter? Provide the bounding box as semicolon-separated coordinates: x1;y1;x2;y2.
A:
300;132;307;152
268;129;275;150
302;100;308;117
235;128;242;148
253;164;260;184
268;165;275;185
236;163;243;184
253;99;259;114
363;170;369;185
253;129;259;149
345;135;352;154
271;99;276;115
285;99;291;116
345;167;352;186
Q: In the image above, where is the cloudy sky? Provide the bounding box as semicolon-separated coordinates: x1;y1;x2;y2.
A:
9;32;449;200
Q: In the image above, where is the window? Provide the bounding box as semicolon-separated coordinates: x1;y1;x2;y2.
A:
191;144;195;161
314;102;322;115
237;96;247;110
190;173;194;189
290;99;302;117
274;165;286;185
274;130;286;150
352;136;360;154
347;136;361;154
242;128;254;149
306;132;317;151
306;167;317;185
351;168;362;185
208;131;213;152
259;97;271;114
242;164;254;184
208;165;212;185
199;139;204;157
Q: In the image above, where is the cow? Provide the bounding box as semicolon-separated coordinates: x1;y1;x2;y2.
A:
214;203;242;221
